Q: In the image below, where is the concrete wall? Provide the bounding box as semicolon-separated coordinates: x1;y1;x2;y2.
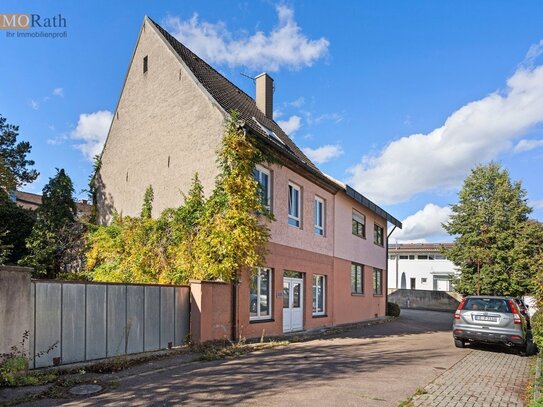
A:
0;266;32;358
388;288;463;312
97;19;226;224
190;281;232;343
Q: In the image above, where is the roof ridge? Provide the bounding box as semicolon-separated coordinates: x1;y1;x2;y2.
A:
146;17;258;108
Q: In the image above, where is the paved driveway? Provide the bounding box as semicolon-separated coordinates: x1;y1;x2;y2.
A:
29;309;473;407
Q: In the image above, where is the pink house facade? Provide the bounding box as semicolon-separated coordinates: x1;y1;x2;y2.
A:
96;17;402;341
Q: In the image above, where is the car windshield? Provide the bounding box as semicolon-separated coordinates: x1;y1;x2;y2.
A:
463;298;511;313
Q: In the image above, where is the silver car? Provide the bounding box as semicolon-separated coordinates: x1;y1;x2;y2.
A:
452;295;535;355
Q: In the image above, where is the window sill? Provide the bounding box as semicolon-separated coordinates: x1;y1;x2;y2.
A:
373;294;384;297
352;233;366;240
312;314;328;318
249;318;275;324
351;293;365;297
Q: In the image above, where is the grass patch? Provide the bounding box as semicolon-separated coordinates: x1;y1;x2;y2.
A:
0;356;58;388
397;386;428;407
194;340;289;362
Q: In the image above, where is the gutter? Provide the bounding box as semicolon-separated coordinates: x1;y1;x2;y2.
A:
386;225;398;312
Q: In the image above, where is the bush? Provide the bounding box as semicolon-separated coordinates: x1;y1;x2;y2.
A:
387;301;401;317
531;311;543;349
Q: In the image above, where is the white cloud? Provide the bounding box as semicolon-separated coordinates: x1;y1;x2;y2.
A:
52;87;64;97
348;59;543;205
71;110;113;161
288;97;305;108
302;144;343;164
390;204;452;242
277;115;301;135
303;111;344;125
30;100;39;110
273;109;284;119
531;199;543;210
164;5;329;72
514;139;543;153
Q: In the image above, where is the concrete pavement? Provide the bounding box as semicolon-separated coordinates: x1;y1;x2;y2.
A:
27;309;471;406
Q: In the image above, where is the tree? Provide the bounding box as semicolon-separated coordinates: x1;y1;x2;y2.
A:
21;169;77;277
444;162;532;296
514;220;543;301
0;114;38;192
191;113;272;282
85;112;274;284
0;190;35;264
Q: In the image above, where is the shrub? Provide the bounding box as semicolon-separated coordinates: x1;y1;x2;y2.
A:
387;301;401;317
532;311;543;349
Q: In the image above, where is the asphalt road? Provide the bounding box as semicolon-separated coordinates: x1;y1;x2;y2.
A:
30;309;470;407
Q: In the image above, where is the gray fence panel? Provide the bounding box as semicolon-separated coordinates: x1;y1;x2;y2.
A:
160;287;175;349
29;283;35;368
86;284;107;361
34;283;61;368
107;285;127;357
61;284;85;364
174;287;190;346
126;286;144;354
144;286;160;351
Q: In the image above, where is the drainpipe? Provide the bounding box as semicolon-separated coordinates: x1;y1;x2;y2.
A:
386;225;397;313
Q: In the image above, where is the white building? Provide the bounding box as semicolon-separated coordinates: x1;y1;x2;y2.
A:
388;243;460;292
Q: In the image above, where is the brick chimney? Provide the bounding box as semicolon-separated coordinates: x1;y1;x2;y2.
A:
255;73;273;119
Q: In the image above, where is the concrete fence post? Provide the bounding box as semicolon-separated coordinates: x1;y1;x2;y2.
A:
189;280;233;344
0;266;32;357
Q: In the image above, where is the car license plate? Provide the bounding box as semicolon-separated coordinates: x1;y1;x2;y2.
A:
474;315;497;322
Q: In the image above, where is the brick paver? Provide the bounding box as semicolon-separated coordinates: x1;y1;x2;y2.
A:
412;348;531;407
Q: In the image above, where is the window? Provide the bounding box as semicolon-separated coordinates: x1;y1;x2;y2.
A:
352;211;365;238
428;255;435;260
314;197;325;236
313;275;326;315
418;255;428;260
421;278;427;284
399;255;408;260
250;268;272;320
409;255;415;260
351;263;364;294
288;183;301;228
373;268;383;295
435;255;446;260
253;165;271;209
374;224;384;246
143;56;148;73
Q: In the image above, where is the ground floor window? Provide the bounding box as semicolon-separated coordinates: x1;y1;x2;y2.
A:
250;268;272;320
313;275;326;315
351;263;364;294
373;268;383;295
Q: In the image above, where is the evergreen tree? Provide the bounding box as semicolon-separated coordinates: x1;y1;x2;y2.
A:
0;114;38;192
140;185;154;219
444;162;532;296
0;189;35;263
21;169;77;277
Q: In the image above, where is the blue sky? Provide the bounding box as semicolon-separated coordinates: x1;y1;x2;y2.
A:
2;1;543;242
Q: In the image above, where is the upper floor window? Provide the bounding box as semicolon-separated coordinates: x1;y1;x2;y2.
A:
352;210;365;238
288;182;301;228
374;223;384;246
314;196;325;236
143;56;148;73
253;165;271;209
351;263;364;294
373;268;383;295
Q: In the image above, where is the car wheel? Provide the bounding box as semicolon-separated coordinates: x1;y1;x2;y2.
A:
524;341;537;356
454;339;465;348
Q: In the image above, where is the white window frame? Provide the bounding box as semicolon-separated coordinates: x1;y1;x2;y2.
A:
250;267;273;321
313;275;326;316
254;164;271;210
351;263;364;294
288;182;301;228
314;196;325;236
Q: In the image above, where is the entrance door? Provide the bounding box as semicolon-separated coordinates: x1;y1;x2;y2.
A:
434;277;450;291
410;277;416;290
283;278;303;333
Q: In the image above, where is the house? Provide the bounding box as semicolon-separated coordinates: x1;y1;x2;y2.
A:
387;243;459;292
14;191;92;218
96;16;402;338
